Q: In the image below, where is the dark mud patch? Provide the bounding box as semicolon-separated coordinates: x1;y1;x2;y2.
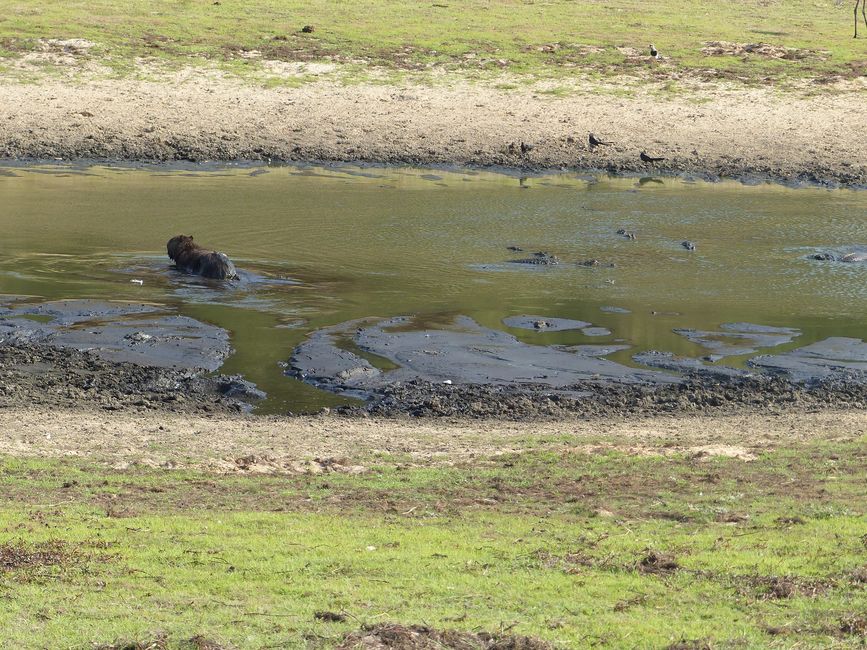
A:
838;615;867;638
673;322;799;358
633;351;748;378
638;550;680;575
96;635;230;650
727;572;845;600
0;299;231;371
289;315;865;418
0;342;257;413
332;374;866;419
701;41;828;61
289;315;672;396
750;337;867;381
337;623;554;649
0;538;112;583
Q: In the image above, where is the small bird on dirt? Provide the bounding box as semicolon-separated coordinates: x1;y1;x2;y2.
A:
650;43;660;59
640;151;665;163
520;142;534;154
588;133;611;148
301;25;315;33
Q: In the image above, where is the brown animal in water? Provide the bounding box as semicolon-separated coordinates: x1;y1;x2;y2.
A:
166;235;238;280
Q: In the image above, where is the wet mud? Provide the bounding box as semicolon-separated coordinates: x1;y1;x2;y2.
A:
750;337;867;381
288;316;673;396
0;298;264;413
0;342;257;414
288;315;867;418
673;323;800;359
0;299;231;370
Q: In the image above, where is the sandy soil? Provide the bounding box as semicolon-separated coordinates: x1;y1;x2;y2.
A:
1;405;862;473
1;74;866;185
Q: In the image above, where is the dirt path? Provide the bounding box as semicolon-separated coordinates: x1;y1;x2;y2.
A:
1;406;863;473
1;75;866;185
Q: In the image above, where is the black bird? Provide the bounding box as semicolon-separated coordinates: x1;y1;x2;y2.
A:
682;241;696;251
520;142;534;154
640;151;665;163
589;133;610;147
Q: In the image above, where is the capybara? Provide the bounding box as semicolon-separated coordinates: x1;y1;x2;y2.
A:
166;235;238;280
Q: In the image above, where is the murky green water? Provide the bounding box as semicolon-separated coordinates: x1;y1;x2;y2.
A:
1;164;865;412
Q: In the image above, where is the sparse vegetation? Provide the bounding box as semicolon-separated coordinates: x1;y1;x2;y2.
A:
1;432;864;648
0;1;864;86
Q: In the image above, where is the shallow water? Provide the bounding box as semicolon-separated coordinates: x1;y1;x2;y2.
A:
1;163;865;412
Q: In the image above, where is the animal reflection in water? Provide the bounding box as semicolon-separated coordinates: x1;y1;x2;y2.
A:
167;235;238;280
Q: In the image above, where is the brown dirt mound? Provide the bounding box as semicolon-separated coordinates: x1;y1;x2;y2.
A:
839;615;866;637
96;636;228;650
337;624;554;650
0;539;73;572
701;41;826;60
0;538;108;582
638;551;680;574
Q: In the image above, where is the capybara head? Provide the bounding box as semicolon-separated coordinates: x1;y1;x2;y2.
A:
167;234;195;262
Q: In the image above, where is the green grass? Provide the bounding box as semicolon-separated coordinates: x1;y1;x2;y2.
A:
1;436;865;648
0;0;864;86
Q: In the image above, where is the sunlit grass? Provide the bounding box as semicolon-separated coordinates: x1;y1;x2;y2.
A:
0;435;864;648
0;0;863;86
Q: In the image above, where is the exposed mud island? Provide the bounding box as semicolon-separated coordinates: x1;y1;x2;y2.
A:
2;295;865;419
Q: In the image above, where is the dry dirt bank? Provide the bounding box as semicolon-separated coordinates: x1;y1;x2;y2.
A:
2;76;867;185
0;406;863;473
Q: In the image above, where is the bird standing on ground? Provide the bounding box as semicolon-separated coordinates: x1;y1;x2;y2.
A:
520;142;534;155
588;133;611;148
640;151;665;163
649;43;660;59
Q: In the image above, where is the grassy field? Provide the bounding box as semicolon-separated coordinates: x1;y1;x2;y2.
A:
1;433;865;649
0;0;864;85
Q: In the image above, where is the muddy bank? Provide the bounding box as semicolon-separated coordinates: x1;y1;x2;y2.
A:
328;375;866;419
0;342;259;414
288;315;866;419
0;299;264;413
0;299;231;370
1;77;866;186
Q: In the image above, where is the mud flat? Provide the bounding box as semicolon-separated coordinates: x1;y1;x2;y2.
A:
0;299;264;413
288;315;867;418
0;299;230;370
289;315;673;391
750;337;867;381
